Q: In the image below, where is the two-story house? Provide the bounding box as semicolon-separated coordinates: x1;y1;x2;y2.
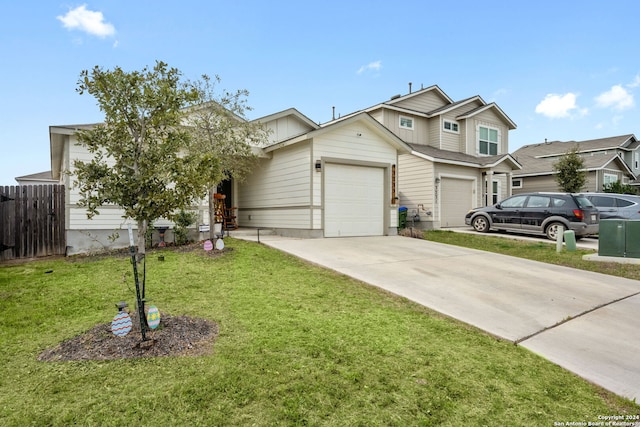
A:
511;135;639;195
347;85;520;229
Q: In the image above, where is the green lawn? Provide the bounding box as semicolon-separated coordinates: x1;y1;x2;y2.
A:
1;237;638;426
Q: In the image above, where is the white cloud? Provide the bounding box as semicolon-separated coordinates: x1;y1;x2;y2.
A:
357;60;382;75
595;84;634;110
627;75;640;88
535;93;586;118
57;5;116;38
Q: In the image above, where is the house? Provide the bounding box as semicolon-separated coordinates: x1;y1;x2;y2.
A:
330;85;520;228
511;135;639;195
45;84;519;254
14;171;57;185
236;109;411;237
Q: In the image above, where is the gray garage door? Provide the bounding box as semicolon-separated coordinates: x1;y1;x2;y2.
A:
440;177;474;227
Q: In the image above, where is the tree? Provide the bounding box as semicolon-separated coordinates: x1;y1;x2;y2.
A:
73;61;219;257
553;145;586;192
185;74;269;240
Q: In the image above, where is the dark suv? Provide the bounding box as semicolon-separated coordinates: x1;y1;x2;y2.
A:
464;192;600;240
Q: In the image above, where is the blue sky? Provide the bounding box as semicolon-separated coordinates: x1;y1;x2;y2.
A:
2;0;640;185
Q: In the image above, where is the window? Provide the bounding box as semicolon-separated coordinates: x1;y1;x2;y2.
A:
604;173;618;185
526;196;551;208
399;116;414;130
635;152;639;169
500;195;527;208
512;178;522;189
492;180;500;204
443;120;459;133
479;126;499;155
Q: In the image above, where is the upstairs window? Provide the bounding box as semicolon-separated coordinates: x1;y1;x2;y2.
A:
479;126;499;155
399;116;414;130
443;120;459;133
635;152;639;169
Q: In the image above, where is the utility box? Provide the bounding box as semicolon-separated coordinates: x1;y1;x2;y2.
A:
598;219;640;258
625;220;640;258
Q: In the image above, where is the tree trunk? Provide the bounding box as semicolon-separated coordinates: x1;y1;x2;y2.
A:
137;219;147;262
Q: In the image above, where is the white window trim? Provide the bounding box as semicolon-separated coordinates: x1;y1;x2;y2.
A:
512;178;523;189
603;172;618;185
399;115;414;130
635;151;639;169
443;119;459;134
477;125;500;156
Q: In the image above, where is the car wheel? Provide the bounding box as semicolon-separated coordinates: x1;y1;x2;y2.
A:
545;222;565;240
472;216;490;233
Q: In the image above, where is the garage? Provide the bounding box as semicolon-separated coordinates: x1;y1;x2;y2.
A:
440;177;474;227
324;163;385;237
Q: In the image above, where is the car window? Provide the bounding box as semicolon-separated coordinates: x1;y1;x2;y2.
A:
590;196;615;207
500;195;527;208
550;197;567;207
526;196;550;208
616;198;635;207
575;196;594;208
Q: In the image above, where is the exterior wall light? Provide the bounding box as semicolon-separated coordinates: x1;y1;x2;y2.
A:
315;160;322;172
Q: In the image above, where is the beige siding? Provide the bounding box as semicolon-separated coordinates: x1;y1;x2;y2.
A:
440;114;462;152
263;116;314;144
377;110;428;144
398;154;434;218
392;91;448;112
237;141;312;229
512;175;559;194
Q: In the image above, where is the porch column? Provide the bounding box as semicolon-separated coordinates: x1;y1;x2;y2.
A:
507;172;512;197
485;170;494;206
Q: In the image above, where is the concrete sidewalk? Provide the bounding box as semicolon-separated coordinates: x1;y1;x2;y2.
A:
234;233;640;402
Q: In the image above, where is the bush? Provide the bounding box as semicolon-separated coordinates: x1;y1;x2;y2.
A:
173;210;197;245
603;181;638;194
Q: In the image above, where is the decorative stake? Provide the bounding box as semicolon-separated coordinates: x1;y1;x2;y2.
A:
128;225;147;341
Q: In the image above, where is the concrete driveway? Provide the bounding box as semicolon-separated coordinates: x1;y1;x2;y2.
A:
234;233;640;402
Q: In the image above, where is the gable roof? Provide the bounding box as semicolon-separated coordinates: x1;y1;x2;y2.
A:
512;135;637;177
265;112;412;154
15;171;56;183
253;108;319;130
409;143;521;169
385;84;453;105
325;85;517;131
456;103;517;130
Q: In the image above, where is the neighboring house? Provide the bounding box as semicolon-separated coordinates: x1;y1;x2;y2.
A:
331;85;520;228
14;171;57;185
511;135;639;195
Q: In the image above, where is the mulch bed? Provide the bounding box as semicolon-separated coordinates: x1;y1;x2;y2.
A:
38;314;219;361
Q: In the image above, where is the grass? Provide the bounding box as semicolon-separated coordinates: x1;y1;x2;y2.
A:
423;230;640;281
0;237;638;426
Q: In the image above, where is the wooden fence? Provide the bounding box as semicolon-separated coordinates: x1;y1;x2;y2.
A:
0;185;66;261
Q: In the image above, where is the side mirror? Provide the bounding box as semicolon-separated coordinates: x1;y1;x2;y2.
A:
495;204;502;209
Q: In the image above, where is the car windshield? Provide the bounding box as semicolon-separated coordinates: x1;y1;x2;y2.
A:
575;196;594;208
